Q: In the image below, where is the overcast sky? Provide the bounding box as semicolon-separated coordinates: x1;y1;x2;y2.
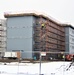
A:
0;0;74;26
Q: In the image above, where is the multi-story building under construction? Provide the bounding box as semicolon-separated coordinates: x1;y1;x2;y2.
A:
4;12;65;59
0;19;6;56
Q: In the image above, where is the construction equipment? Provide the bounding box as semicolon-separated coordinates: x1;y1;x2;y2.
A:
65;54;74;61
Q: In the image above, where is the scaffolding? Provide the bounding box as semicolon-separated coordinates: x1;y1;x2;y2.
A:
33;16;65;60
0;20;6;56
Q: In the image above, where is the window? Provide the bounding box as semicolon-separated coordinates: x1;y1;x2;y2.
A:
72;46;74;49
72;30;74;34
0;24;2;26
72;38;74;42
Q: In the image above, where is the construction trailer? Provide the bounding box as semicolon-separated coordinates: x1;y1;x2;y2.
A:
4;12;65;60
4;52;20;59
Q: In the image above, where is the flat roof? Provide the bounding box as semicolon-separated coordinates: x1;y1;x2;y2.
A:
4;12;62;26
62;24;74;29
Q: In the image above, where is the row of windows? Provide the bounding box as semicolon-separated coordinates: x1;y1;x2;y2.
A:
72;38;74;42
0;47;6;49
72;46;74;49
34;45;65;51
48;22;65;32
47;31;57;38
69;37;74;43
34;34;65;46
0;41;6;45
57;36;65;41
46;37;57;44
46;42;65;49
69;28;74;35
72;30;74;34
34;39;65;47
46;33;65;41
36;18;65;32
46;26;65;36
70;45;74;51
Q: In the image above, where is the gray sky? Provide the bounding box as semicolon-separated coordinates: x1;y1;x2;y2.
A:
0;0;74;26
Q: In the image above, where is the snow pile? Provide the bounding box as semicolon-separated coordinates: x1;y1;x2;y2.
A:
0;62;74;75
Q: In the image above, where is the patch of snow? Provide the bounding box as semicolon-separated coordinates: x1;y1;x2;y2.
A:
0;62;74;75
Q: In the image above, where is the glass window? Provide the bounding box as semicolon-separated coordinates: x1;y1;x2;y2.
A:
72;38;74;42
72;46;74;49
72;30;74;34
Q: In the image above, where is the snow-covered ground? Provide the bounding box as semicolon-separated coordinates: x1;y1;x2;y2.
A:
0;61;74;75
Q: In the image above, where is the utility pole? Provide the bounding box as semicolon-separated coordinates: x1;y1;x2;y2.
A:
39;52;42;75
39;16;46;75
39;52;46;75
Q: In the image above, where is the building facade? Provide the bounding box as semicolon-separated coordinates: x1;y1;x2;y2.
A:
64;25;74;54
33;16;65;59
0;19;6;56
4;13;65;59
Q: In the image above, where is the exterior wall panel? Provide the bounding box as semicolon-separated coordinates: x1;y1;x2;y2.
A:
65;27;69;53
69;27;74;54
7;16;33;59
65;27;74;54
